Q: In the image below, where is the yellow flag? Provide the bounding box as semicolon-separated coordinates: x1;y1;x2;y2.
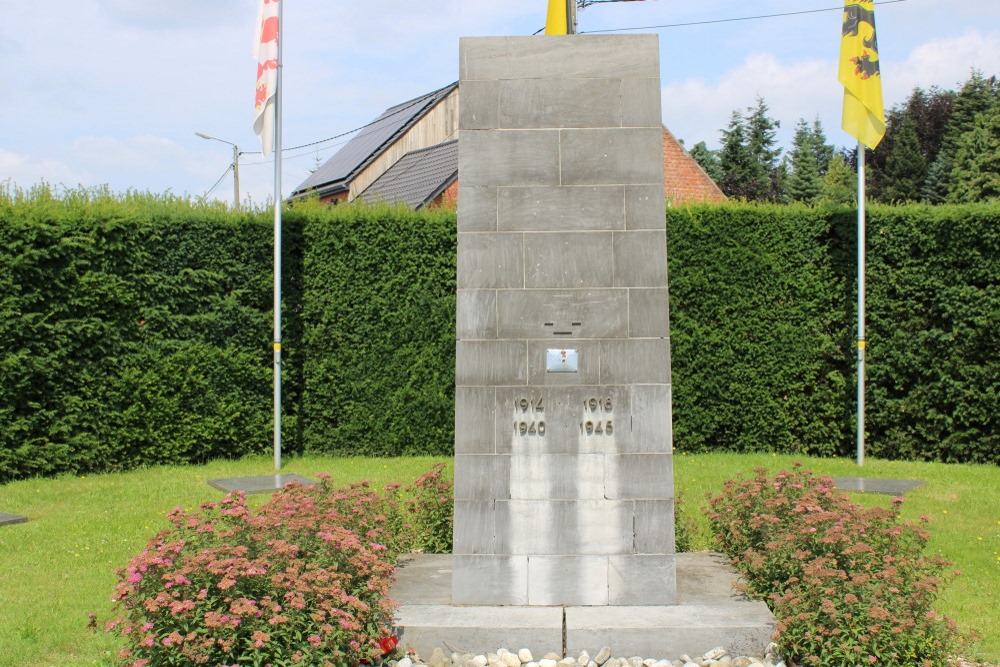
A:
839;1;885;149
546;0;568;35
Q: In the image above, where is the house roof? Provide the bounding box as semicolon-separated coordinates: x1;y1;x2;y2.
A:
358;140;458;210
292;81;458;198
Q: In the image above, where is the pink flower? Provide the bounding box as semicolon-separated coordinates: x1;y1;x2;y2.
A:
128;572;143;584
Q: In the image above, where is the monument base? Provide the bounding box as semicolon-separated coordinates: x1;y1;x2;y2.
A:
391;553;775;660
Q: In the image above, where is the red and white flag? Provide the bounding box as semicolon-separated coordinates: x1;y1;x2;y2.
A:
253;0;279;155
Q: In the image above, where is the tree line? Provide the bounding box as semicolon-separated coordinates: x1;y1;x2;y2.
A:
688;70;999;205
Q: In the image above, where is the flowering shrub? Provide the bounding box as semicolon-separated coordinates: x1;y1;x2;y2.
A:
404;462;453;554
106;475;413;666
707;466;966;666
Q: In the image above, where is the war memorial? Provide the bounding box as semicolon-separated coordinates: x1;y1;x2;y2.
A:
390;34;775;659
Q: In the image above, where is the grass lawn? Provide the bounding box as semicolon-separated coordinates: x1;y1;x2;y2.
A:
0;453;996;666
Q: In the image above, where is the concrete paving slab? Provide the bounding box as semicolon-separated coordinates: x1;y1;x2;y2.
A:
0;512;28;527
394;604;563;658
566;602;775;659
832;476;926;495
391;553;776;659
207;474;314;495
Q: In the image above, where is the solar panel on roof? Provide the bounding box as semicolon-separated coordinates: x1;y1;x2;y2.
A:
293;83;458;196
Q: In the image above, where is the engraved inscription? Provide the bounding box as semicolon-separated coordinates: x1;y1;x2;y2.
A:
514;394;546;438
580;396;614;436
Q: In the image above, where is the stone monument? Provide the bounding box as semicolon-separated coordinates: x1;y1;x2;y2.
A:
391;34;775;660
452;34;675;607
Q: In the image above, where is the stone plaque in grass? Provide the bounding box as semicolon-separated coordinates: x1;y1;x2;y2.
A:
832;476;926;496
207;474;314;495
0;512;28;527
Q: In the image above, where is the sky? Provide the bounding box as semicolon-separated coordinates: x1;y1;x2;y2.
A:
2;0;998;206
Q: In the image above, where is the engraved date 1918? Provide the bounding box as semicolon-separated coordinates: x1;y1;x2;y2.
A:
581;396;613;436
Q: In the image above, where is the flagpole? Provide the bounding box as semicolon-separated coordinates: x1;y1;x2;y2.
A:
272;0;284;471
856;139;866;466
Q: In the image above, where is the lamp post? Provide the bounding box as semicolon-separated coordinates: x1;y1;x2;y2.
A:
195;132;241;211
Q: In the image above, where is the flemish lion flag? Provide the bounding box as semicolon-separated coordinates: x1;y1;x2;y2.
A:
253;0;280;155
839;0;885;149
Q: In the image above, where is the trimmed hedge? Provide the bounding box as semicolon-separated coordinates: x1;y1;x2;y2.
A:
667;203;998;462
295;203;455;458
0;189;996;482
0;189;276;480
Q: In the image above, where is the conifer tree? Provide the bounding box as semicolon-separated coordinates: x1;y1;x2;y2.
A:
688;141;724;185
787;119;822;202
818;154;856;205
718;109;759;200
745;97;782;201
947;105;1000;202
810;118;835;177
881;114;926;202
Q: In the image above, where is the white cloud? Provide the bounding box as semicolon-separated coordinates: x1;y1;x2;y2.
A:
0;149;89;191
662;53;839;150
885;29;1000;101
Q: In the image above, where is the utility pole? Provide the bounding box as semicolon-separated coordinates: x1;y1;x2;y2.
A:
195;132;241;211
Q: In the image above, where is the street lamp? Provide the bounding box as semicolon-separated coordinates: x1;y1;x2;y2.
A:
195;132;241;211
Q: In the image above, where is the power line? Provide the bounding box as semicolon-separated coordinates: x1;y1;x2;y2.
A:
581;0;907;34
201;163;233;200
239;91;437;157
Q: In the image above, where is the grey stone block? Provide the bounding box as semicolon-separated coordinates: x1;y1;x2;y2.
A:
613;230;668;287
394;603;563;657
458;186;498;232
0;513;27;527
457;232;524;289
609;555;677;605
527;340;601;386
459;79;500;130
621;78;663;128
496;288;628;340
560;128;665;186
524;231;614;288
628;288;670;338
605;454;674;500
451;555;529;605
528;555;609;605
460;129;560;187
459;35;660;81
456;340;528;386
565;603;776;659
496;500;634;555
625;184;666;230
498;185;625;232
453;501;496;554
627;384;672;454
600;339;671;384
508;453;607;500
494;386;553;455
499;78;623;129
454;455;511;501
455;386;497;454
633;500;676;554
456;289;497;340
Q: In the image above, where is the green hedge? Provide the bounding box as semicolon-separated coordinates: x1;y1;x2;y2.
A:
0;189;995;482
0;189;276;481
295;203;455;457
666;203;998;463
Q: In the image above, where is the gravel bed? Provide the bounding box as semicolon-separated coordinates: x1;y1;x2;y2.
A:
384;644;786;667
